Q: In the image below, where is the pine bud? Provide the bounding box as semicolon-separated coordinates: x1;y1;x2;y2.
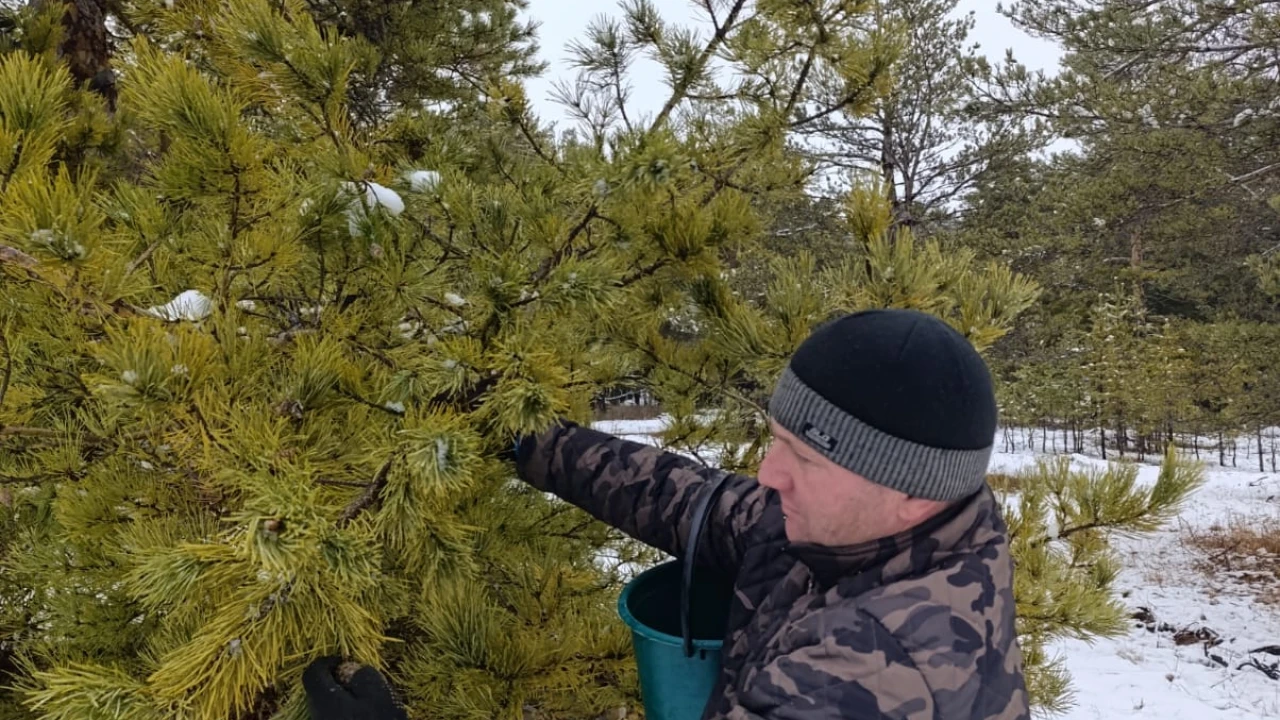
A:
263;518;284;534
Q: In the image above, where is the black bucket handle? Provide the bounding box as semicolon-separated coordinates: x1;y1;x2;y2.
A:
681;469;733;658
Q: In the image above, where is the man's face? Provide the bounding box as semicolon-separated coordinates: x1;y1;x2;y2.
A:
757;421;942;547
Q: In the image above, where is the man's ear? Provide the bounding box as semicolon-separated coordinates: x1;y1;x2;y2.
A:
898;495;946;527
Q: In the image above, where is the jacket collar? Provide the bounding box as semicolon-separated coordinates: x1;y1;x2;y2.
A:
782;486;1003;590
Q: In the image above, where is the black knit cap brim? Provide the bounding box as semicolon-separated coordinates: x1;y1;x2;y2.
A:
767;309;997;501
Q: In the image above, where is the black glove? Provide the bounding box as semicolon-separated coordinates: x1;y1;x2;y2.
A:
302;656;408;720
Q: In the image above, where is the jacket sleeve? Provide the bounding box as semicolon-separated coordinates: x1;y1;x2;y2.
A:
728;611;935;720
514;420;774;574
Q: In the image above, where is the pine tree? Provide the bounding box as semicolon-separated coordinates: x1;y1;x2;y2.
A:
0;1;907;718
2;1;1187;717
1001;445;1204;713
996;0;1280;322
794;0;1045;230
601;181;1041;474
953;1;1280;455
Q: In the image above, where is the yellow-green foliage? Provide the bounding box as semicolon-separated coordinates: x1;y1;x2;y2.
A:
0;1;942;718
1;0;1066;717
1000;445;1204;713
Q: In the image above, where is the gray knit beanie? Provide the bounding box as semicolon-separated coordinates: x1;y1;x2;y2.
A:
767;309;996;501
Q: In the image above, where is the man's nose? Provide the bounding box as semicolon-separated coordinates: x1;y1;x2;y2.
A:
757;456;790;491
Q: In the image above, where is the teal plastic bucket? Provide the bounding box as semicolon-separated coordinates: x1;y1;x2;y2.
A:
616;470;735;720
618;561;734;720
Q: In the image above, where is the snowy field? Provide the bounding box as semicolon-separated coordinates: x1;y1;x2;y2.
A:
592;417;1280;719
990;448;1280;719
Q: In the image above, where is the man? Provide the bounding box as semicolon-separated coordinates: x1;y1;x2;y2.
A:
305;308;1030;719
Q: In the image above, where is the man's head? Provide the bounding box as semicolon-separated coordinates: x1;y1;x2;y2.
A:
758;309;997;546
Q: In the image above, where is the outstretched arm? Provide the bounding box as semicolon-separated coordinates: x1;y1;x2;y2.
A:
515;420;774;575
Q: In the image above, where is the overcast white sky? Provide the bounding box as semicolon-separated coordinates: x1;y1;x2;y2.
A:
521;0;1064;130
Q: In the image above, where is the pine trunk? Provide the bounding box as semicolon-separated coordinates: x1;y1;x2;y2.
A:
38;0;117;110
1258;425;1265;473
1130;229;1145;307
1271;427;1276;472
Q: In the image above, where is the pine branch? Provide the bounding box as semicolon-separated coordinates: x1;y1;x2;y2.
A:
271;52;347;151
0;426;62;439
699;0;721;34
531;207;599;284
612;57;633;133
414;216;469;262
342;336;396;369
790;72;881;128
543;517;602;541
1028;510;1158;550
419;294;469;320
228;162;244;239
650;0;749;132
0;423;175;448
783;48;816;119
514;113;562;171
124;238;164;276
0;329;10;409
0;472;44;485
427;374;501;412
315;478;370;488
619;258;669;286
628;341;768;416
337;457;395;528
1148;161;1280;213
338;388;406;416
0;137;22;194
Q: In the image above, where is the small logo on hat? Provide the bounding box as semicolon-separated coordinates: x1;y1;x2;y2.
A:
801;422;837;452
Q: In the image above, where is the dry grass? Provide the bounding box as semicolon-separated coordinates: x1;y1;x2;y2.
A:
1184;513;1280;605
1141;565;1171;588
986;472;1024;493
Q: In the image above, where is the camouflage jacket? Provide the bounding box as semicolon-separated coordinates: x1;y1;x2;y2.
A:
515;421;1030;720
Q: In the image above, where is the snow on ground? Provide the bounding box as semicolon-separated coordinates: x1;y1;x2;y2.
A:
592;417;674;439
989;448;1280;719
595;418;1280;718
